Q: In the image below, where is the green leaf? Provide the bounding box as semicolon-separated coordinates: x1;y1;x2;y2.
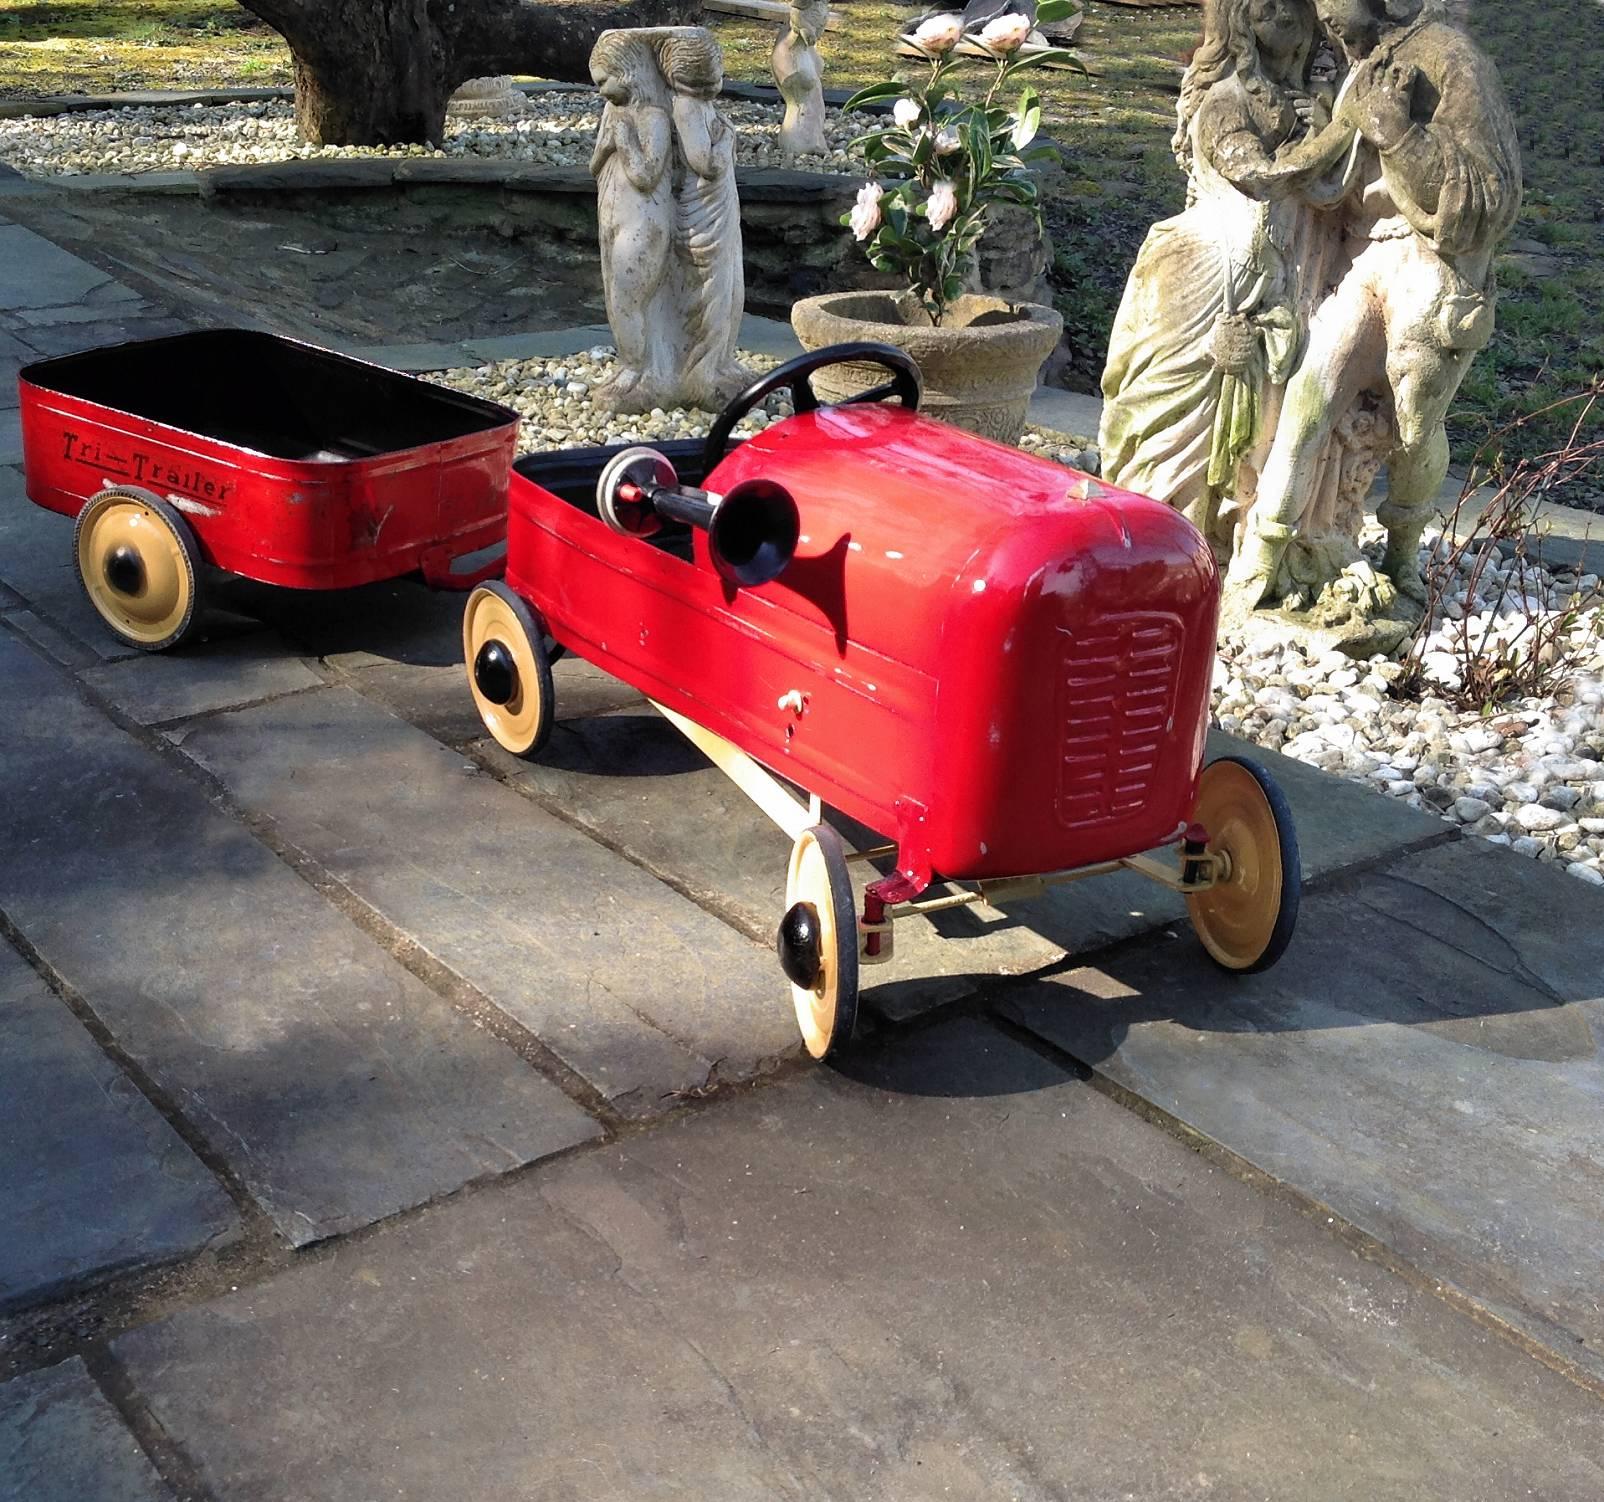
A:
1020;142;1061;164
1004;48;1088;78
843;81;911;111
1034;0;1078;22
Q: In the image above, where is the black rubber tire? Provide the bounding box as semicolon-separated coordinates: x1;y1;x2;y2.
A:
463;580;556;758
784;823;861;1060
1187;755;1301;974
73;487;207;652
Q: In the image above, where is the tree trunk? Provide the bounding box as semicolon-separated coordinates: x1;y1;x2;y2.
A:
239;0;704;147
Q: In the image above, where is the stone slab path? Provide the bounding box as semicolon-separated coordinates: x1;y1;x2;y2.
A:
0;631;600;1248
1005;834;1604;1391
486;706;1451;1022
171;684;801;1114
104;1023;1604;1500
0;1358;173;1502
0;943;236;1309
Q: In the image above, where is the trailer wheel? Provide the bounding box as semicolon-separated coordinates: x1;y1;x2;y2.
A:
463;582;554;757
1185;756;1300;973
73;487;205;652
779;824;860;1060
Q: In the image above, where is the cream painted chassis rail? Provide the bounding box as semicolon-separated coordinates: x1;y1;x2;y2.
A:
649;699;1225;965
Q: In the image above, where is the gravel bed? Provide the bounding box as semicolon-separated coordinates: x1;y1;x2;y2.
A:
0;94;869;179
1216;537;1604;884
435;352;1604;885
429;350;1094;462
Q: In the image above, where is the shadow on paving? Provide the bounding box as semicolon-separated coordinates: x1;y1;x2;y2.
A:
487;704;1450;1025
100;1019;1604;1501
0;630;601;1249
995;835;1604;1389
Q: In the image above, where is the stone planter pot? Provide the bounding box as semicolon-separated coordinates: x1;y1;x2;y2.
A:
789;290;1063;445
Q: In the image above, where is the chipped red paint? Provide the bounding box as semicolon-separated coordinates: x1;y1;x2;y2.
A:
18;331;519;592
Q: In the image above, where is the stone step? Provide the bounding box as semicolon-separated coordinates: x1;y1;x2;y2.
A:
0;633;600;1247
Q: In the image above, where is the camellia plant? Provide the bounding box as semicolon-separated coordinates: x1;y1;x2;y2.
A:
843;5;1081;326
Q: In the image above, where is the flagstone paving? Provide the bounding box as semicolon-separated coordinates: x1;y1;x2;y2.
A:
0;1358;172;1502
1004;835;1604;1390
0;943;236;1310
7;202;1604;1500
0;633;600;1248
169;683;801;1113
107;1022;1604;1501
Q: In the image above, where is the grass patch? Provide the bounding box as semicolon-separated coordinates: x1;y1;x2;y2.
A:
0;3;290;94
1458;0;1604;487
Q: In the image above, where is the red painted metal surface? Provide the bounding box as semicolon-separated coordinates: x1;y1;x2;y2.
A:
506;402;1219;890
18;330;519;591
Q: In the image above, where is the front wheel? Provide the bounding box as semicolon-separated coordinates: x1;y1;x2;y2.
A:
463;582;554;757
777;824;860;1060
1185;756;1300;973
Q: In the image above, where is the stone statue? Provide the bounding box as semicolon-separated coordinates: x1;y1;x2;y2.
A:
589;28;753;414
1100;0;1331;562
1223;0;1522;628
772;0;830;160
447;77;526;118
1100;0;1521;651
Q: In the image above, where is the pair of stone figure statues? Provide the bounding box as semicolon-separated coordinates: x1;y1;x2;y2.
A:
589;28;751;415
1099;0;1522;630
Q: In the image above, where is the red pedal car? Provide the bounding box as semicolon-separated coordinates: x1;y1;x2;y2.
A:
18;330;519;650
464;344;1300;1060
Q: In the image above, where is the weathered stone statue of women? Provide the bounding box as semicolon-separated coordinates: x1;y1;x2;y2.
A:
1222;0;1522;623
772;0;830;160
1099;0;1336;560
659;31;752;408
589;32;676;412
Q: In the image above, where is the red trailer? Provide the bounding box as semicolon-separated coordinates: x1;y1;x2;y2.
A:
465;345;1300;1060
18;330;519;650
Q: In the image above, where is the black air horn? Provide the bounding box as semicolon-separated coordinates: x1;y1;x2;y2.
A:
597;446;799;587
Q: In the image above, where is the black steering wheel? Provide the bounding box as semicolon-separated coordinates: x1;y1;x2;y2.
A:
704;341;923;472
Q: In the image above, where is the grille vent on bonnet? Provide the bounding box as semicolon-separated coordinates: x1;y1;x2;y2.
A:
1056;614;1183;829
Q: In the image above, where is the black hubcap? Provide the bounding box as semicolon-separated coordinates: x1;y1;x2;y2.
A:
776;901;824;990
473;640;519;705
104;545;144;597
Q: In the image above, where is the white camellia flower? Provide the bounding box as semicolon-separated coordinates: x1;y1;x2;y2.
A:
926;179;958;232
911;13;965;53
978;14;1032;53
892;98;922;130
849;181;885;241
934;125;962;155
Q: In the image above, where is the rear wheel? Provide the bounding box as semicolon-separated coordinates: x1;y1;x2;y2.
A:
778;824;860;1060
73;487;205;651
1185;756;1300;973
463;581;554;757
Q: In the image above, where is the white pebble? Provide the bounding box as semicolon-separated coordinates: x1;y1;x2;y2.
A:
1515;804;1567;832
